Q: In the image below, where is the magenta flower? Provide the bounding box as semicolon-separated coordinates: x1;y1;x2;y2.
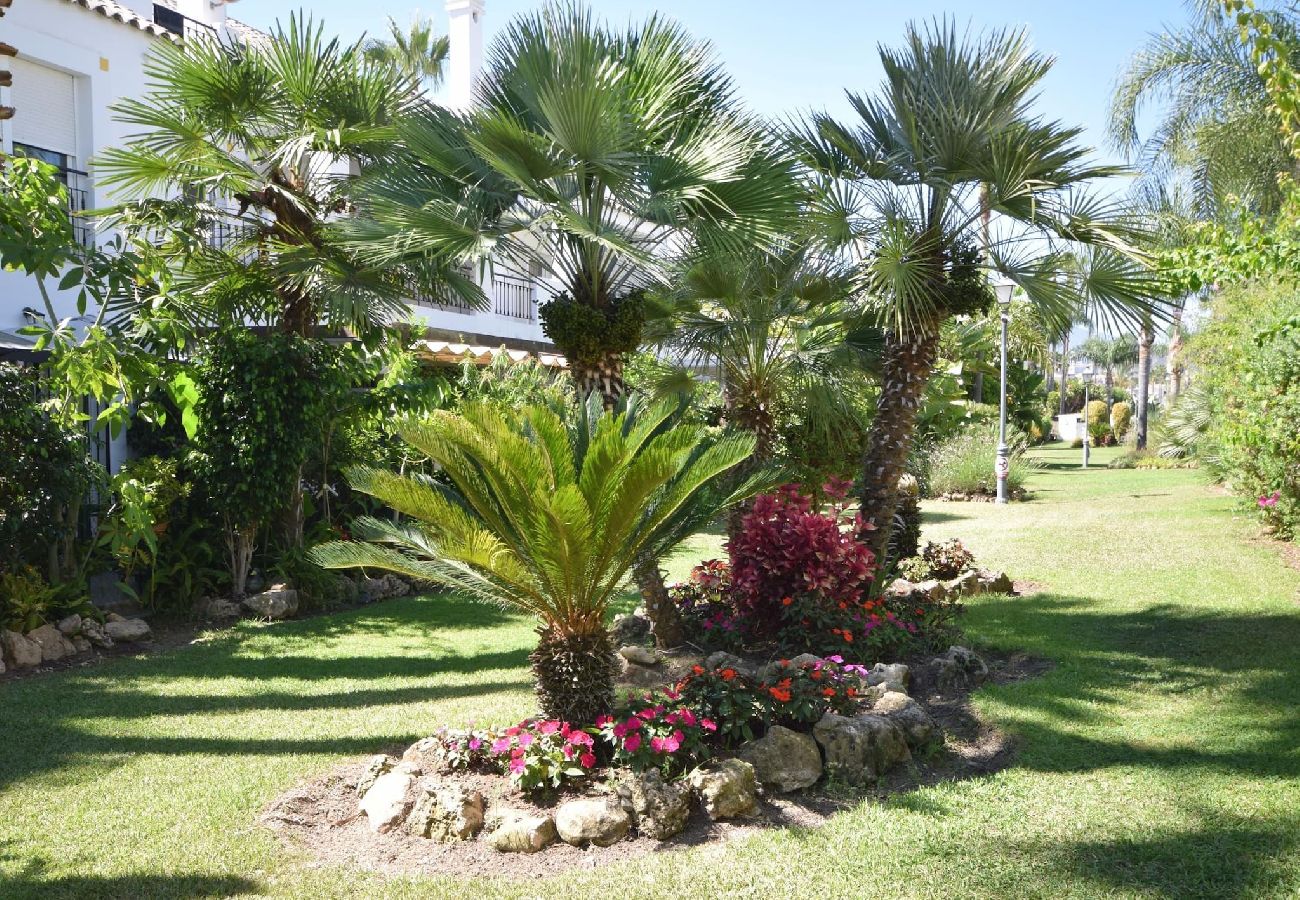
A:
517;732;534;748
613;722;628;739
491;737;511;754
679;708;697;727
509;757;526;773
1259;491;1282;508
624;717;642;732
650;737;666;753
624;733;642;753
539;720;561;735
700;718;718;732
579;752;596;769
468;737;482;751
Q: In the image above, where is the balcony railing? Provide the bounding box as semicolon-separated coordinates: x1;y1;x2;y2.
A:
490;273;537;321
410;271;538;322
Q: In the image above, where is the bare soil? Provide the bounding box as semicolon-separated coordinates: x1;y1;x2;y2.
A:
260;648;1050;881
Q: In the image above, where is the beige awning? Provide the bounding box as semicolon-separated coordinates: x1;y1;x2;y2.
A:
413;340;568;369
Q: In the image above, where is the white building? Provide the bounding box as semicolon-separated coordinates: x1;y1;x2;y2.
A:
1;0;553;467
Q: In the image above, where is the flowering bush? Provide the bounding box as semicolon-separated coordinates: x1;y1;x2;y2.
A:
597;693;716;775
669;559;741;646
673;656;867;747
486;720;600;792
917;539;976;580
428;725;496;772
727;481;876;641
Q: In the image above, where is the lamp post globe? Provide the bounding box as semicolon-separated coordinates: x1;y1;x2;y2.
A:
994;282;1015;504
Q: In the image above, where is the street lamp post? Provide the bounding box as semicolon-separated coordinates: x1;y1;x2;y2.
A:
1081;369;1093;469
994;282;1015;504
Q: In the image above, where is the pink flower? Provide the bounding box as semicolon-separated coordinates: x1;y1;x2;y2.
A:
700;718;718;732
623;733;642;753
569;731;594;747
579;752;596;769
664;712;679;725
563;744;576;759
539;720;561;735
509;757;526;773
594;715;612;727
1260;491;1282;508
613;722;628;739
517;732;534;747
491;738;511;754
624;717;642;732
650;737;666;753
505;725;521;737
638;708;657;720
468;737;482;750
679;708;697;727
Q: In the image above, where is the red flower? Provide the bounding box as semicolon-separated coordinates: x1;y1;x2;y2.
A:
721;668;737;681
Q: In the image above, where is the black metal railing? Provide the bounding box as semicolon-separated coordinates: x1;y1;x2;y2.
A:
491;273;536;321
62;168;93;248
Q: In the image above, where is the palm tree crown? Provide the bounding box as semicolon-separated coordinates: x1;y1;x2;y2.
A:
96;15;430;335
352;3;802;401
363;15;451;89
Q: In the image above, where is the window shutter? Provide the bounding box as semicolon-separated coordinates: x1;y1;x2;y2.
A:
10;57;77;160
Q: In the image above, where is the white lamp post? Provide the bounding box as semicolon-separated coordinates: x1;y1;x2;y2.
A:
994;281;1015;504
1081;368;1094;469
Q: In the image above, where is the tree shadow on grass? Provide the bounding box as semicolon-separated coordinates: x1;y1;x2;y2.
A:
920;510;969;524
0;596;539;790
0;842;264;900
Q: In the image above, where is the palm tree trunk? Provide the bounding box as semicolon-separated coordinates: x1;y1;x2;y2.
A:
724;397;776;541
1167;307;1184;401
530;626;618;724
633;555;684;649
857;327;941;564
1136;322;1154;449
571;351;626;410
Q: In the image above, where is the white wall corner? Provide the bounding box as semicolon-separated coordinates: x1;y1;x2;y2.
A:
445;0;485;111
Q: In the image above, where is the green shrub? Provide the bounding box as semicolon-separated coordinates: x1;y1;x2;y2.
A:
1086;399;1109;444
1110;401;1132;442
926;421;1034;498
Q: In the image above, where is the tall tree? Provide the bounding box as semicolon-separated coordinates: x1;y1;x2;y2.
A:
795;22;1163;561
1073;334;1140;413
363;14;450;89
1110;1;1298;218
353;3;802;406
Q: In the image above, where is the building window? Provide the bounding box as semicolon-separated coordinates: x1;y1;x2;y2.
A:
14;143;92;247
152;4;185;36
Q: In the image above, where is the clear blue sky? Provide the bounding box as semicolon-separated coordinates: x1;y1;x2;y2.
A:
238;0;1190;169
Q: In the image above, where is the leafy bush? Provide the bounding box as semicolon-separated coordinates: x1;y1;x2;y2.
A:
0;567;59;632
899;539;977;581
597;696;716;776
671;559;740;646
0;363;102;576
727;482;876;642
925;421;1033;498
1110;401;1132;443
1086;400;1110;444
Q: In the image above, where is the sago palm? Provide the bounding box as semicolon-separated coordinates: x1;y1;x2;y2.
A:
310;395;761;723
351;3;802;404
793;21;1166;560
95;15;456;336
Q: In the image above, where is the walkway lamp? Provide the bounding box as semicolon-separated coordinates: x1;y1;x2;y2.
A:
994;281;1015;504
1081;369;1094;469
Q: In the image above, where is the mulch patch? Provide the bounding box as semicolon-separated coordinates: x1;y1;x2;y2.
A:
259;647;1051;881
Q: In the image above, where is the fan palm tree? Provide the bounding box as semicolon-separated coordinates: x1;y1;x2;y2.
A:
1074;334;1140;413
1109;1;1299;218
351;3;802;405
793;21;1165;561
310;395;762;724
95;14;453;337
363;14;450;89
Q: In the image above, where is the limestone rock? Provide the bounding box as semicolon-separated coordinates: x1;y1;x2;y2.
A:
704;650;757;679
555;798;630;847
865;662;911;694
738;725;823;792
613;769;691;840
359;574;410;603
105;612;126;624
2;630;42;668
929;645;989;692
407;781;484;841
72;636;91;654
977;569;1014;594
241;586;298;620
104;617;151;643
944;569;982;597
400;737;441;774
618;645;659;666
356;754;396;798
912;580;949;602
197;597;242;620
357;767;414;833
488;810;556;853
686;759;759;820
56;614;82;636
873;691;938;749
609;612;652;646
28;624;77;662
813;712;910;784
887;577;915;598
80;619;113;649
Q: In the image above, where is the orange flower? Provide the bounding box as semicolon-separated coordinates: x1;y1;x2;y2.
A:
777;677;792;689
691;665;705;675
769;687;792;702
843;632;854;643
781;596;793;606
721;668;737;682
821;687;836;697
838;601;847;610
846;687;857;697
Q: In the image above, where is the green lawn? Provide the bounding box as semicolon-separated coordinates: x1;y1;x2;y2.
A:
3;449;1299;898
